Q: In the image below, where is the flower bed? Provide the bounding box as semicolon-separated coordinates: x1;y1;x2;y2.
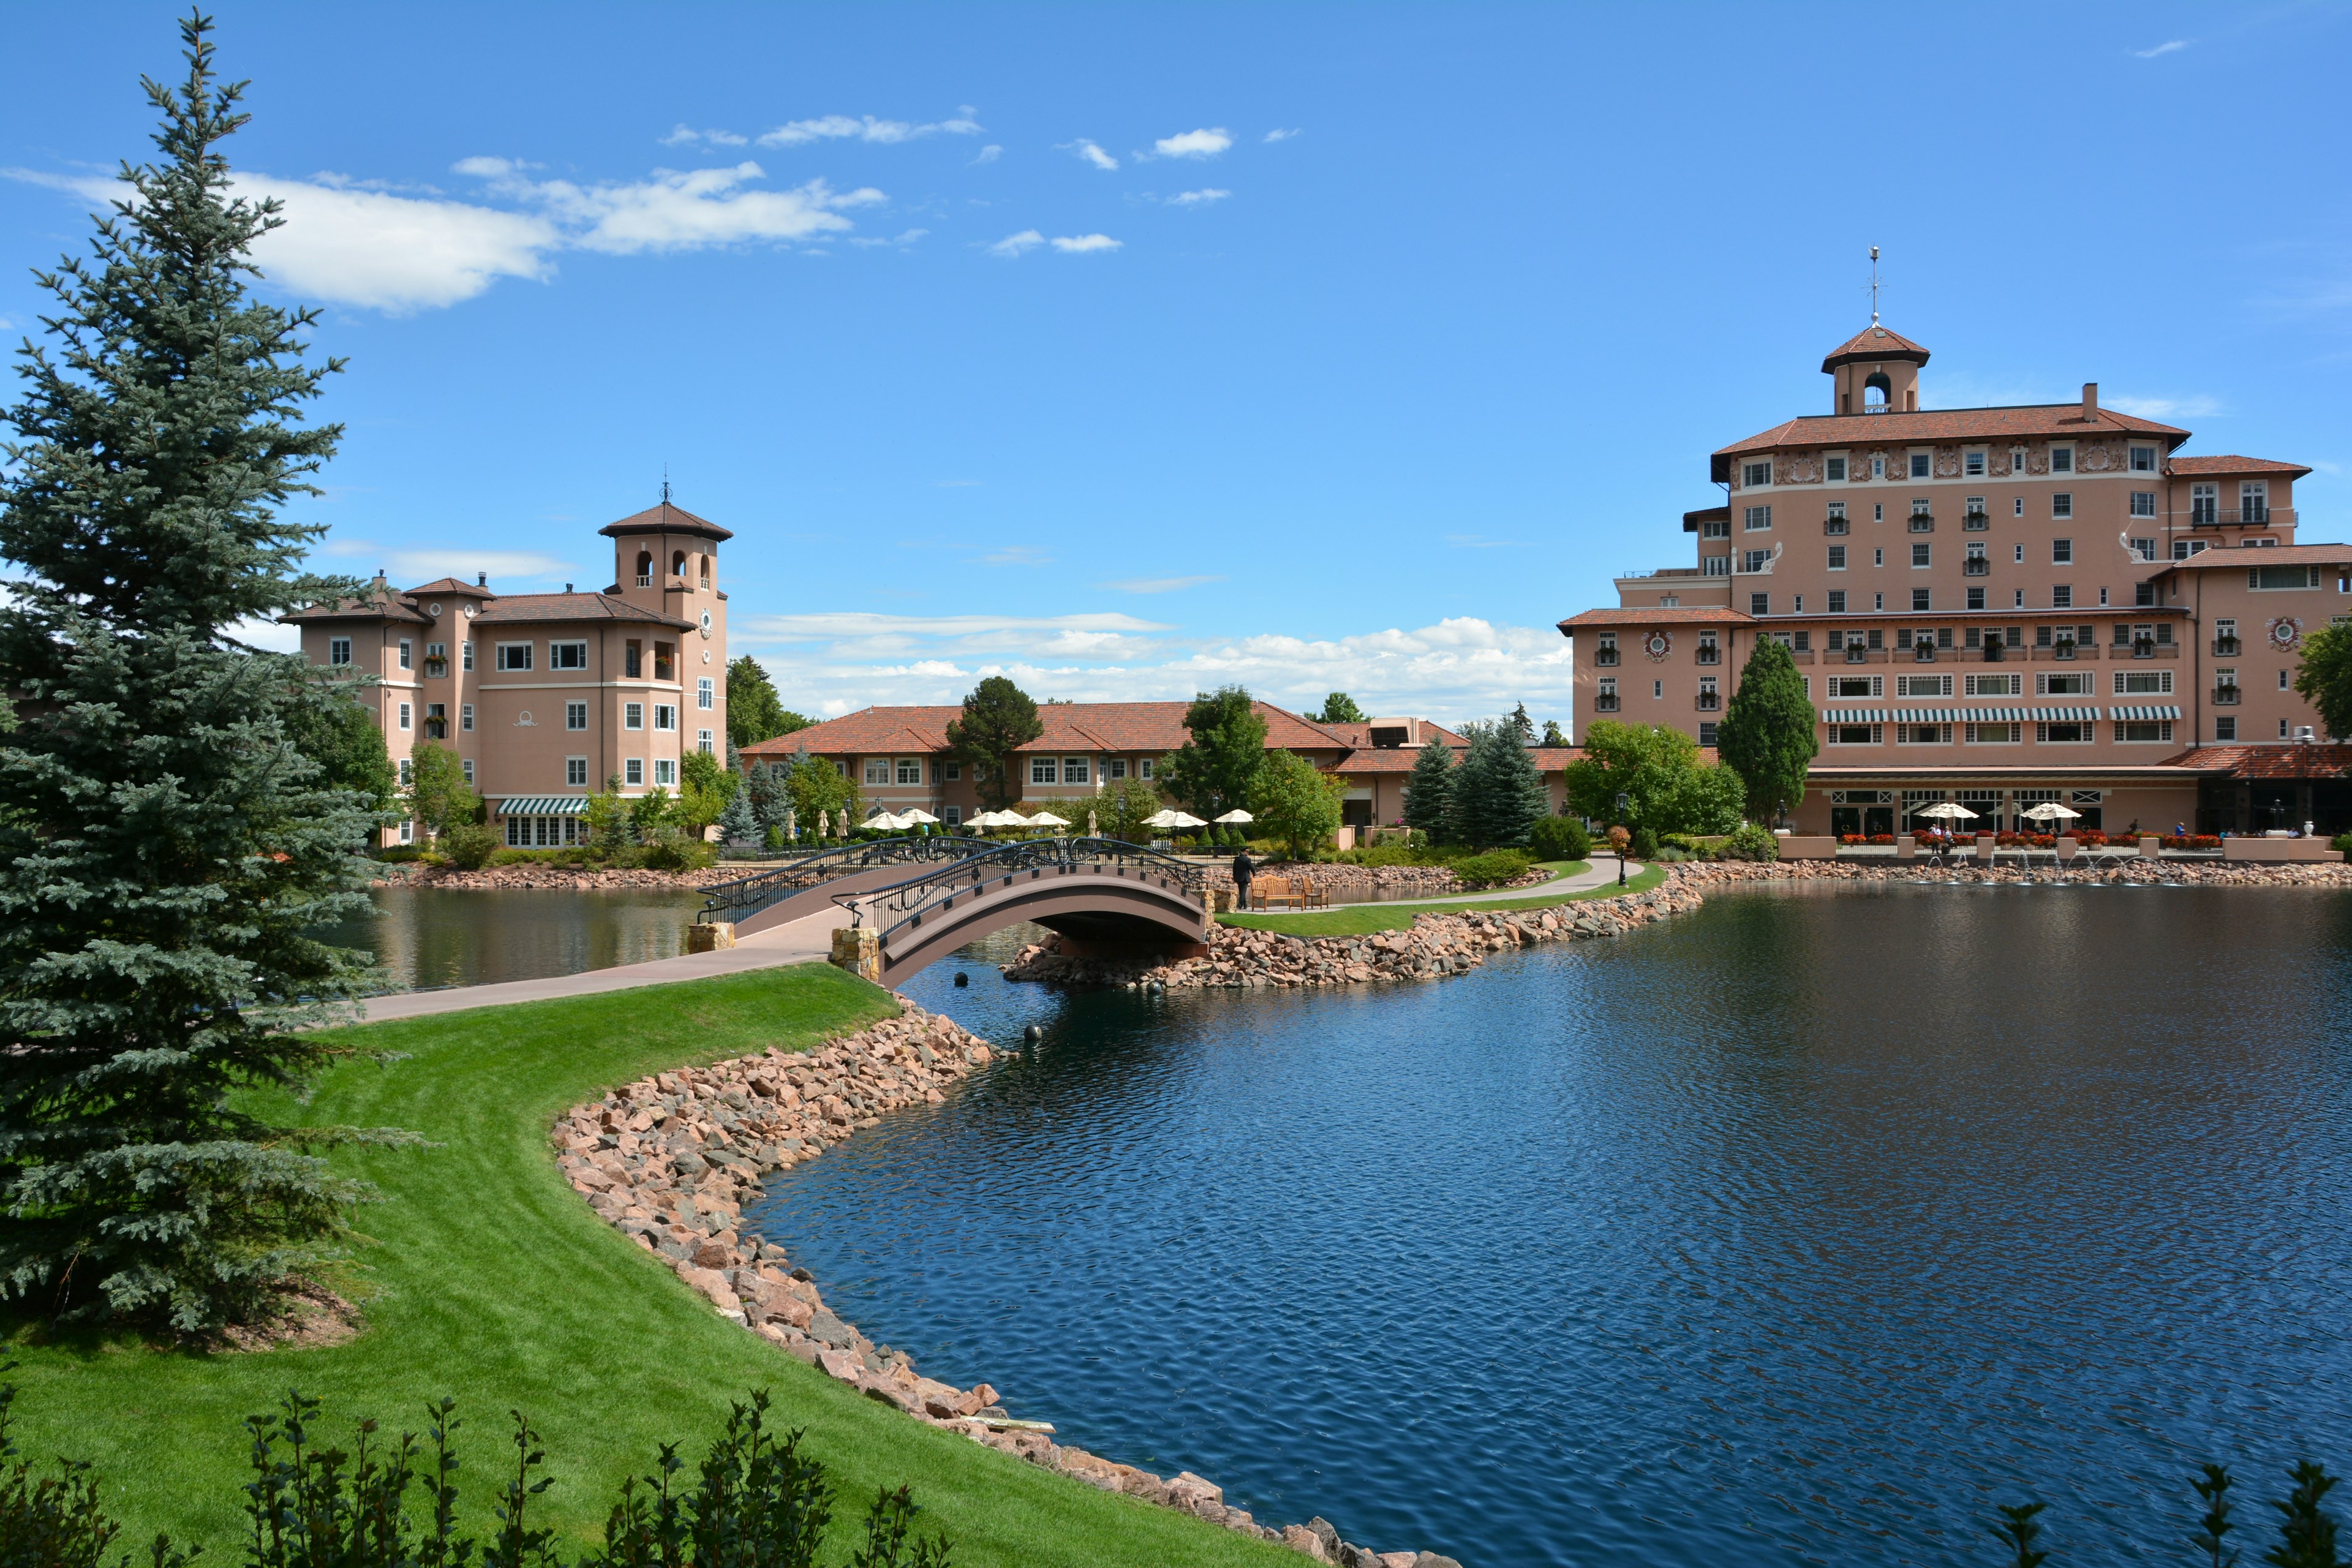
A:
2162;834;2223;851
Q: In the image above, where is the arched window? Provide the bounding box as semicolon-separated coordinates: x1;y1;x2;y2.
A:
1863;372;1891;410
671;549;687;578
635;551;652;585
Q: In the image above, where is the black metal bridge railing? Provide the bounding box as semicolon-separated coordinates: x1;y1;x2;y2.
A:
836;837;1207;950
698;834;990;925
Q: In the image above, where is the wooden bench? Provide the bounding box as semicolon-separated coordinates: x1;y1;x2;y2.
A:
1250;875;1306;911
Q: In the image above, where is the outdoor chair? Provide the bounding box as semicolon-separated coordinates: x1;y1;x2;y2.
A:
1251;876;1305;911
1300;878;1329;909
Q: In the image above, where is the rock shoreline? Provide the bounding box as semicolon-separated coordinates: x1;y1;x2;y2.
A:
376;862;735;891
554;1006;1459;1566
1670;857;2352;889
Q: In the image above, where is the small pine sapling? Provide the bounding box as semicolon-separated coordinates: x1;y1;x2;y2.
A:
2266;1461;2341;1568
2193;1464;2240;1568
1989;1501;2049;1568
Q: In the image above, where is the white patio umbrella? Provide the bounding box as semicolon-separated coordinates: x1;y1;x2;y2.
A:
1026;810;1069;831
1914;802;1977;821
1214;809;1254;824
863;810;906;832
2018;802;2081;823
899;808;940;826
1144;809;1185;829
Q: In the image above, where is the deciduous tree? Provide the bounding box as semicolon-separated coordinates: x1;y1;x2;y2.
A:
1313;692;1366;725
1161;686;1267;818
725;655;806;751
1562;720;1744;835
1252;748;1346;859
0;15;405;1330
2293;622;2352;742
944;676;1042;812
402;741;478;839
1714;637;1818;823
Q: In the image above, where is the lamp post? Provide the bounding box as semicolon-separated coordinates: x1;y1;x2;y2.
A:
1615;791;1630;886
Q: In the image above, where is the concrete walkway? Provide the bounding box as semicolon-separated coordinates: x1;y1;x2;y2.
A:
358;905;852;1024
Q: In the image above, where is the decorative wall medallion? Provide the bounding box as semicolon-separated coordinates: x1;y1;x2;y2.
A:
2081;442;2119;473
1934;449;1961;478
1643;631;1673;662
699;610;714;638
2268;616;2303;650
2027;451;2048;475
427;601;443;617
515;710;537;727
1780;454;1821;484
461;604;475;618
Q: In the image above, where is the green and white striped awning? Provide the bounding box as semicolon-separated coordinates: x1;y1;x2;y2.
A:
2029;706;2100;722
496;796;590;816
1889;707;1961;724
2110;704;2181;722
1821;709;1884;724
1958;707;2032;723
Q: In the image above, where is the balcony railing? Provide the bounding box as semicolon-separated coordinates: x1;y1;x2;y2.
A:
636;574;654;587
2191;507;2292;529
2213;685;2241;706
1593;694;1620;712
1694;692;1721;712
2212;637;2241;657
1594;648;1619;666
1695;648;1721;665
1824;517;1850;535
1912;644;1939;663
1983;644;2006;663
1963;511;1991;531
1963;558;1989;576
1908;514;1934;532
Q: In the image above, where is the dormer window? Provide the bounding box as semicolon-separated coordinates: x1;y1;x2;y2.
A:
1964;450;1986;477
1825;455;1847;482
1741;460;1771;488
2050;445;2074;474
1909;453;1930;478
2130;445;2156;473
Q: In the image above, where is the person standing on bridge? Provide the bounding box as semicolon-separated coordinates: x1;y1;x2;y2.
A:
1232;846;1254;911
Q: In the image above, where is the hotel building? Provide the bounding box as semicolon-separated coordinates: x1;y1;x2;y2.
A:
1560;325;2352;837
285;502;731;845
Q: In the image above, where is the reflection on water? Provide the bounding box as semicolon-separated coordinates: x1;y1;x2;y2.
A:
749;885;2352;1568
315;885;706;992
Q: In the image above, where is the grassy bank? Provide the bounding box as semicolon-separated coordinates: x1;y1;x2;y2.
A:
1;966;1291;1567
1223;862;1667;937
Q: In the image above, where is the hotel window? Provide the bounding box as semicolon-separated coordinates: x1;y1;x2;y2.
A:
1966;673;2022;696
461;703;475;732
1792;630;1810;651
896;758;922;785
2215;717;2237;741
2117;720;2174;743
1964;450;1986;477
1967;587;1986;610
1106;758;1129;779
398;758;413;785
462;641;474;671
1912;543;1931;568
1912;589;1931;611
2036;721;2093;743
2013;497;2026;518
2128;537;2155;560
1896;674;1952;697
1744;505;1772;531
2190;483;2218;525
654;704;676;731
1697;722;1717;746
1744;549;1772;573
2252;564;2321;590
328;637;352;666
2241;481;2269;521
1750;592;1769;616
697;677;714;710
549;640;588;671
1828;724;1882;746
1741;460;1771;488
944;761;963;780
1030;756;1056;785
1825;502;1848;534
2050;446;2073;474
625;758;644;786
1909;453;1931;478
1827;590;1847;612
1874;547;1885;566
1703;556;1729;576
398;702;412;731
2280;668;2292;690
1873;593;1885;611
1896;723;1951;745
2051;494;2073;520
654;759;676;787
1871;455;1885;480
2052;586;2073;608
2280;718;2293;739
496;643;533;671
1063;756;1090;785
2114;670;2174;695
1826;674;1881;697
2014;544;2026;564
2130;445;2156;473
943;805;962;826
460;759;473;785
1139;758;1155;780
624;702;644;730
565;701;587;730
2136;582;2157;605
398;818;414;845
2130;491;2157;519
865;758;891;785
1966;723;2022;744
2037;672;2095;696
2010;447;2028;475
1653;680;1664;698
399;639;413;671
2052;538;2072;564
567;756;589;787
1825;456;1847;481
1702;515;1730;537
697;729;714;755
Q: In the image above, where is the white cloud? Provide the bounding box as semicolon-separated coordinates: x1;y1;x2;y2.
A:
1150;127;1232;160
660;125;748;147
985;229;1044;258
971;145;1003;165
1061;139;1119;172
488;162;882;254
849;227;929;248
1050;233;1121;254
757;115;982;148
318;540;579;584
974;545;1052;565
1099;575;1224;594
1165;189;1229;207
2108;393;2222;419
2133;39;2190;58
227;615;303;653
740;612;1578;725
1263;127;1302;143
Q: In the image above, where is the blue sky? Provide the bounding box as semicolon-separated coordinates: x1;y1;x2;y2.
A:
6;4;2350;726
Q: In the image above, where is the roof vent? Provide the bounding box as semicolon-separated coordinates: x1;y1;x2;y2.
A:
477;571;488;586
565;582;573;594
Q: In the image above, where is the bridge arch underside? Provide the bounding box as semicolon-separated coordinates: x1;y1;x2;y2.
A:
875;878;1205;986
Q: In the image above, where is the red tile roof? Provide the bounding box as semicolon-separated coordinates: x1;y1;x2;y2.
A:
599;501;733;543
2150;543;2352;572
1716;403;2188;459
1558;608;1755;630
2167;744;2352;779
282;589;431;626
473;592;696;629
742;700;1352;760
404;577;496;598
2167;454;2312;479
1820;324;1930;370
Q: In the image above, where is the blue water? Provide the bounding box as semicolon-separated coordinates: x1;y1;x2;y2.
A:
746;884;2352;1566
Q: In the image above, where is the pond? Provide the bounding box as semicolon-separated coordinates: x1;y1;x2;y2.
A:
746;883;2352;1567
317;884;706;992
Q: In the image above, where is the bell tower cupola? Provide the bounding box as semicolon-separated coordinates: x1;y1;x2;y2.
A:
1822;324;1930;415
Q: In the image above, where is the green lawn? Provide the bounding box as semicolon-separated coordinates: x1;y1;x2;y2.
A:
1222;861;1666;937
1;966;1292;1567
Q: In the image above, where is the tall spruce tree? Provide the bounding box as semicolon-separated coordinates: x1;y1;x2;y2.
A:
1401;737;1455;842
0;15;405;1331
1714;636;1819;823
944;676;1043;812
1445;721;1550;848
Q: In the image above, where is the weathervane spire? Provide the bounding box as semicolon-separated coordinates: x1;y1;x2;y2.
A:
1868;245;1882;326
661;465;671;507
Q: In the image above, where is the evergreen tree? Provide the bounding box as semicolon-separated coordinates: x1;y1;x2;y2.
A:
717;781;759;845
1509;703;1536;745
1539;718;1569;748
724;655;807;751
944;676;1042;812
280;680;396;814
0;15;405;1330
1445;721;1550;848
1313;692;1366;725
1161;686;1267;818
1714;636;1818;823
747;761;786;832
1402;737;1454;841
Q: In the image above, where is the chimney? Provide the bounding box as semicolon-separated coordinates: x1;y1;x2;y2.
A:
2081;382;2098;420
564;582;573;594
477;571;488;587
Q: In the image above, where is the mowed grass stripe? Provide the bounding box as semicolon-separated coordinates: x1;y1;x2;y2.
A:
2;964;1292;1567
1223;862;1666;937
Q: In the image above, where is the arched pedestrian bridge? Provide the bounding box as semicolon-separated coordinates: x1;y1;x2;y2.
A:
699;836;1208;988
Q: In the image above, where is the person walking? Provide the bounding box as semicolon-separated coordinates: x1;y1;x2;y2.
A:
1231;847;1255;911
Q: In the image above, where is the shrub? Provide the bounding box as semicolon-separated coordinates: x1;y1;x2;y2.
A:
1451;849;1531;888
1653;845;1689;862
1715;823;1780;861
639;837;716;873
376;845;427;864
441;822;499;869
2334;831;2352;856
1630;826;1660;861
1529;816;1592;861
